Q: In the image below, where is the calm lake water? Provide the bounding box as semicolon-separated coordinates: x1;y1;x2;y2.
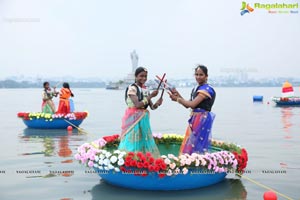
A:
0;87;299;200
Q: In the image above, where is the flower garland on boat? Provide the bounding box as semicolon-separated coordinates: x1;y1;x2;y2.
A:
17;112;88;121
75;133;248;177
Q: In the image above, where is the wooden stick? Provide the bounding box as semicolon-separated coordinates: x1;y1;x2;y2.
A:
156;75;173;91
159;79;167;99
156;73;166;90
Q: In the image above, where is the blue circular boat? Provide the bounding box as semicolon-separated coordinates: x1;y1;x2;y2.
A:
18;112;88;129
75;134;248;191
22;118;84;129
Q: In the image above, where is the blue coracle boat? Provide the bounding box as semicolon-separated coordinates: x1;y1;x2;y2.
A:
17;112;88;129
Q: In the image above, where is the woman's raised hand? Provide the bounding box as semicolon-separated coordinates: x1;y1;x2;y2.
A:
150;90;159;98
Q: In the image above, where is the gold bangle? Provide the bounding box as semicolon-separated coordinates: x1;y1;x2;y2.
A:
142;99;148;105
177;97;182;103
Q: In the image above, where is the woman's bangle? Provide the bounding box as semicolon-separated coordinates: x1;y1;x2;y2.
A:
177;97;182;104
142;98;148;105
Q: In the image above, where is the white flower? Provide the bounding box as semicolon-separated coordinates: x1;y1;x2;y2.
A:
166;169;173;176
169;163;176;170
99;154;105;160
104;166;109;170
98;159;103;165
185;158;192;165
105;152;112;158
113;150;121;154
174;168;180;175
98;166;103;170
195;159;200;167
164;158;171;165
94;156;99;162
117;159;125;166
103;158;110;166
167;154;175;159
118;152;126;159
110;156;118;164
114;167;120;172
93;163;99;168
108;164;115;170
182;167;189;175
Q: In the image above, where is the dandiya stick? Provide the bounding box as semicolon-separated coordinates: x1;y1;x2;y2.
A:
159;79;167;99
155;75;173;91
156;73;166;91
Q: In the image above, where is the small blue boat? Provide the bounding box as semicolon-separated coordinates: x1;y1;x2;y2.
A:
22;118;84;129
17;112;88;129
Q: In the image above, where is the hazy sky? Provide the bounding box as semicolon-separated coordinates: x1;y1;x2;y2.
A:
0;0;299;80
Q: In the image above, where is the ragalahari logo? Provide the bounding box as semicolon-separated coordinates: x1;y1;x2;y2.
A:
241;2;254;15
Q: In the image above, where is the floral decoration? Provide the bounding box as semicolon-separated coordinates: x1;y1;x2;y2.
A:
75;133;248;177
17;112;88;121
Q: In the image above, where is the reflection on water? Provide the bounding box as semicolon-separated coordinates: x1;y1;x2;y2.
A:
22;128;80;137
91;178;247;200
18;128;86;179
280;107;293;139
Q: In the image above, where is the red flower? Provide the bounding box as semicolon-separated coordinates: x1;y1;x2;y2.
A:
137;152;144;159
158;173;166;178
102;135;119;143
74;112;88;119
143;162;150;168
141;171;148;177
137;162;144;169
148;157;155;164
17;112;29;119
130;160;137;167
233;148;248;173
124;161;131;167
145;152;152;158
148;165;155;172
120;166;126;172
128;152;135;157
160;163;167;170
125;156;133;162
154;165;160;172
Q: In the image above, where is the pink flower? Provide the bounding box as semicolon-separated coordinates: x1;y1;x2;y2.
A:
74;153;81;160
164;158;171;165
182;167;188;175
166;169;173;176
169;163;176;170
88;161;94;167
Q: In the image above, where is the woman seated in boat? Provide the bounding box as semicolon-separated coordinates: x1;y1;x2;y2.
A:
56;82;74;114
42;82;58;114
169;65;216;154
118;67;163;158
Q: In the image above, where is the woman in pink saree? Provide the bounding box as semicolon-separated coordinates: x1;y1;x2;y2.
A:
118;67;163;158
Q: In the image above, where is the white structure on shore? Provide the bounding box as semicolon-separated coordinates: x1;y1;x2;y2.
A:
124;50;139;84
106;50;139;89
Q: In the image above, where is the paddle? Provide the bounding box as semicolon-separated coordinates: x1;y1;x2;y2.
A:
63;119;87;134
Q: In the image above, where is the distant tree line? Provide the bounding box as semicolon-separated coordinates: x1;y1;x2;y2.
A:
0;79;106;88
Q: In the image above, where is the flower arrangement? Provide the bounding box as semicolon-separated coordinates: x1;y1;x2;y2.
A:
17;112;88;121
75;133;248;177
